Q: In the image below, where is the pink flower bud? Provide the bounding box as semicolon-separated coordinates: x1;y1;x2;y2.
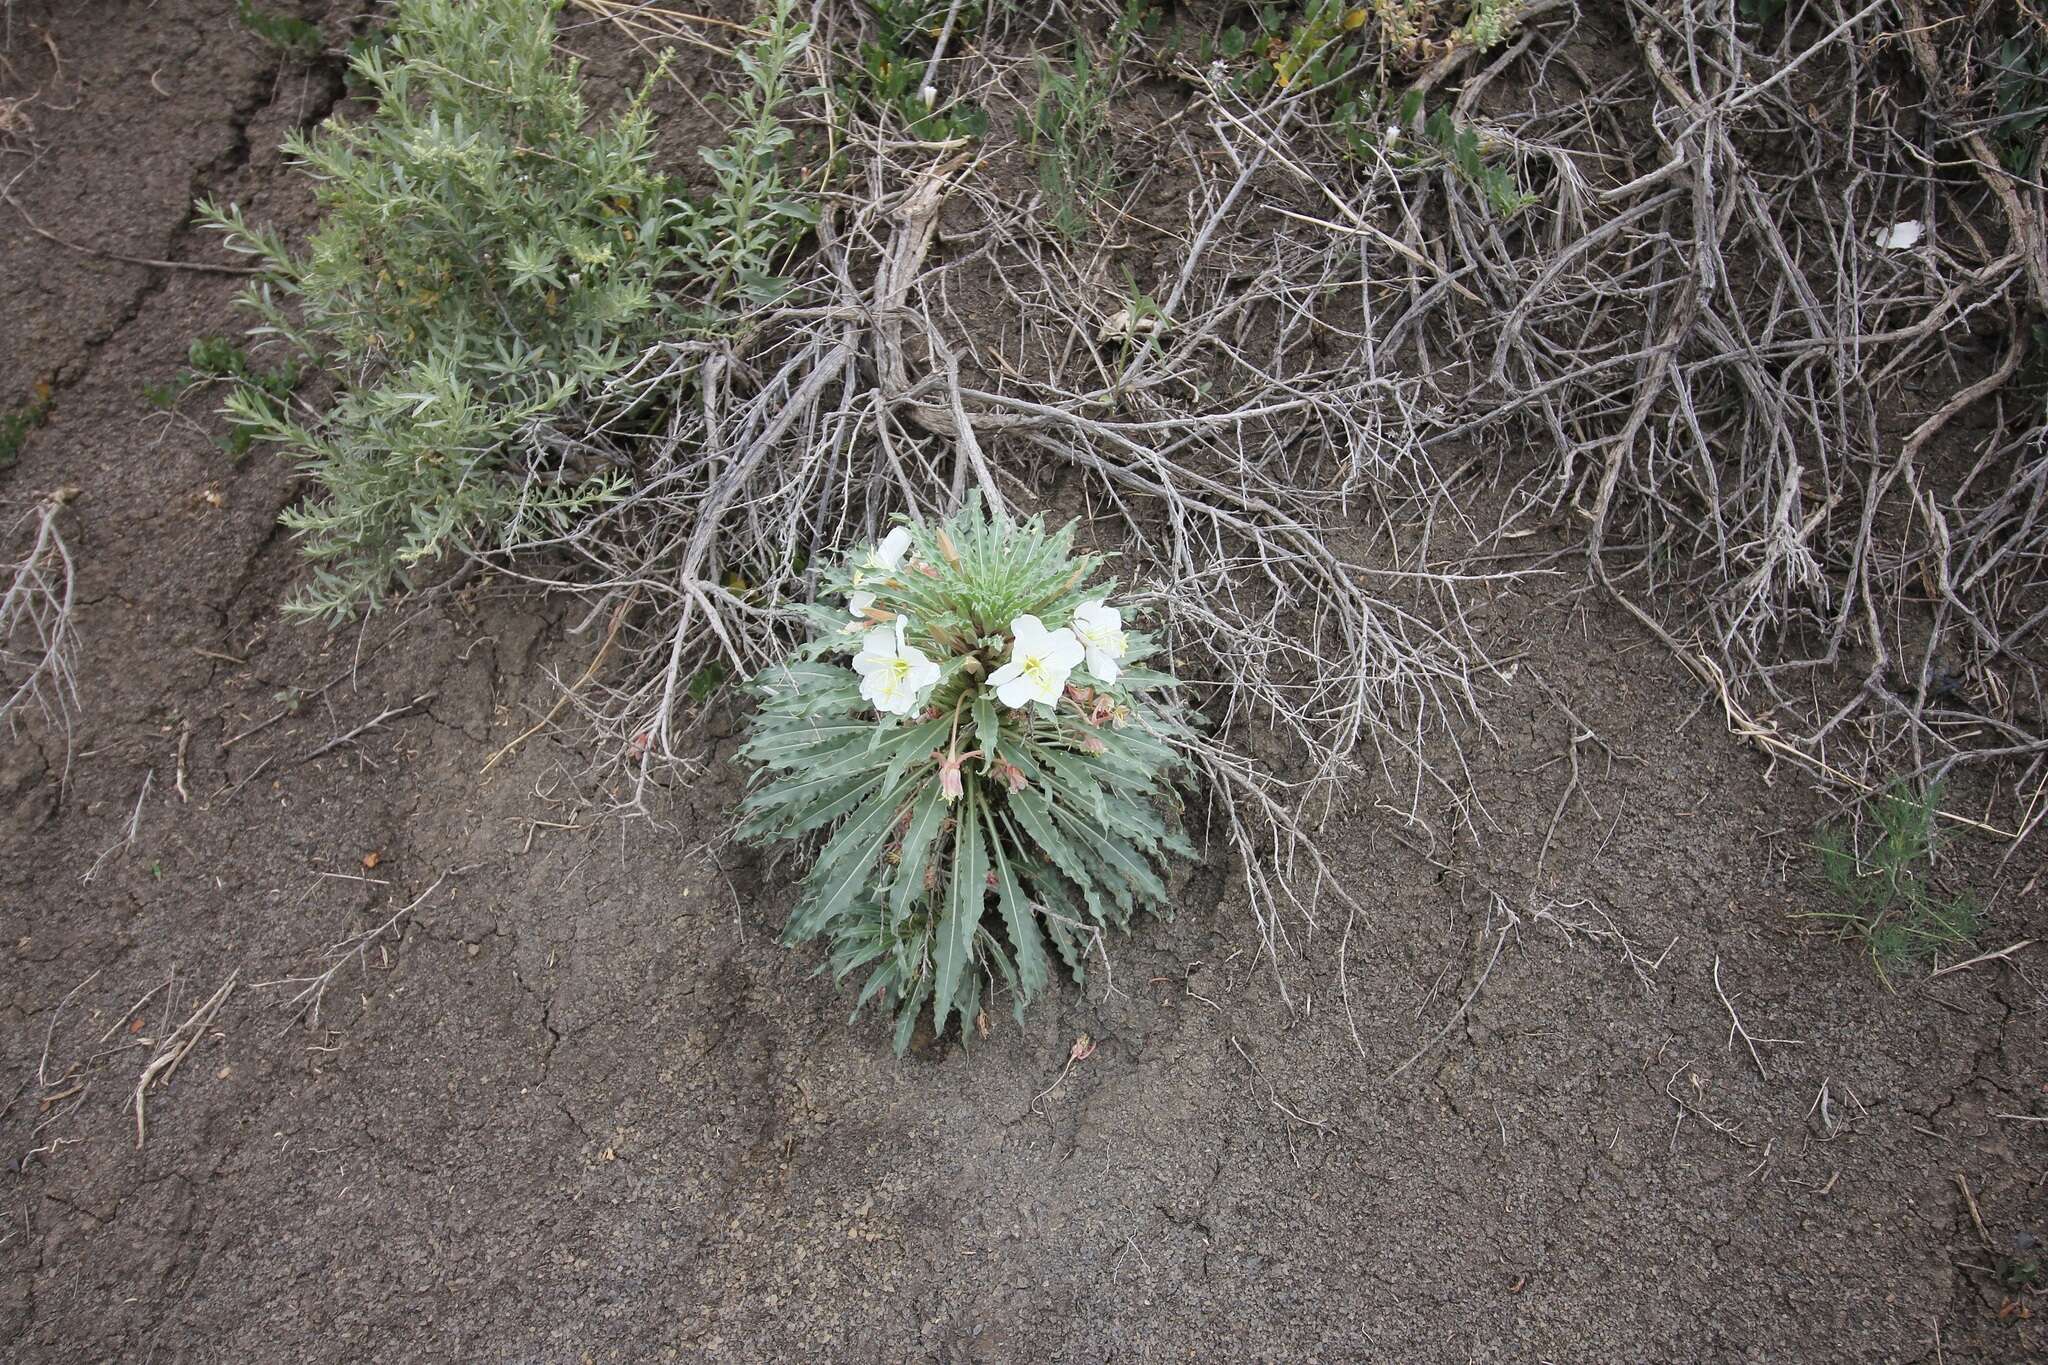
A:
1079;735;1106;755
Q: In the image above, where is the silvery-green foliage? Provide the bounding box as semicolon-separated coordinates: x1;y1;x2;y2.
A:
677;0;821;307
197;0;815;616
739;500;1197;1052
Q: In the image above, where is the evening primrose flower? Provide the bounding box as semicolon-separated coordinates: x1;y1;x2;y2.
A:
853;527;913;586
988;615;1084;710
1070;600;1127;685
853;617;939;716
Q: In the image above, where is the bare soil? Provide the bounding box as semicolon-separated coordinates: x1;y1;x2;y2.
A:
3;3;2044;1361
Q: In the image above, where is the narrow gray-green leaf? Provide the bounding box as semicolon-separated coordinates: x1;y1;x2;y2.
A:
933;787;988;1036
985;808;1050;1005
971;691;1002;764
889;780;947;925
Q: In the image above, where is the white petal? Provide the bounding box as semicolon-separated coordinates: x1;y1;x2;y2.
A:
994;674;1037;709
848;591;875;618
986;659;1025;690
875;527;913;570
1074;600;1118;634
1874;220;1924;251
1008;615;1048;651
1074;602;1126;660
1043;627;1086;670
1087;647;1120;685
898;642;939;690
1032;661;1078;702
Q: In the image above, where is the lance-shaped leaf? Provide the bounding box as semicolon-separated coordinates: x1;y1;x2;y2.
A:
933;785;988;1035
889;779;948;925
985;806;1050;1007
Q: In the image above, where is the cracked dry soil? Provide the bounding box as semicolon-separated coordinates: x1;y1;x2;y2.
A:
2;2;2044;1361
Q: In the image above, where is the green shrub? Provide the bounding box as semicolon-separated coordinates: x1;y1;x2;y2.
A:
739;501;1197;1050
236;0;324;60
145;337;299;456
842;0;989;142
0;381;53;470
678;0;821;308
1024;40;1119;237
199;0;813;616
1995;33;2048;176
1803;783;1979;981
1196;0;1536;215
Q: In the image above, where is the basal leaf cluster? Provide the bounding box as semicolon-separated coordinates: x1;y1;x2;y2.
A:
740;502;1198;1051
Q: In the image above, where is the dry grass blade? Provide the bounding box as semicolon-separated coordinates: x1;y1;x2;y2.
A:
131;971;236;1149
254;869;466;1028
0;487;80;746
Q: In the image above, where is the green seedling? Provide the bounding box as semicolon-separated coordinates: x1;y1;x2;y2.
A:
1799;783;1980;984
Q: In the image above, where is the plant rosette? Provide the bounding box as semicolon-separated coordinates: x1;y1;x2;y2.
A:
738;501;1196;1051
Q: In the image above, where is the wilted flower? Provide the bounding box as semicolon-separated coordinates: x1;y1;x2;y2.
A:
991;758;1029;793
1071;600;1127;684
988;615;1084;709
853;616;940;716
936;748;980;803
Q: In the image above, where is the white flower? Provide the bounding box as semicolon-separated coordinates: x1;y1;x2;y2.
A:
848;591;876;619
852;617;939;716
855;527;913;585
1070;600;1126;685
987;614;1084;710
